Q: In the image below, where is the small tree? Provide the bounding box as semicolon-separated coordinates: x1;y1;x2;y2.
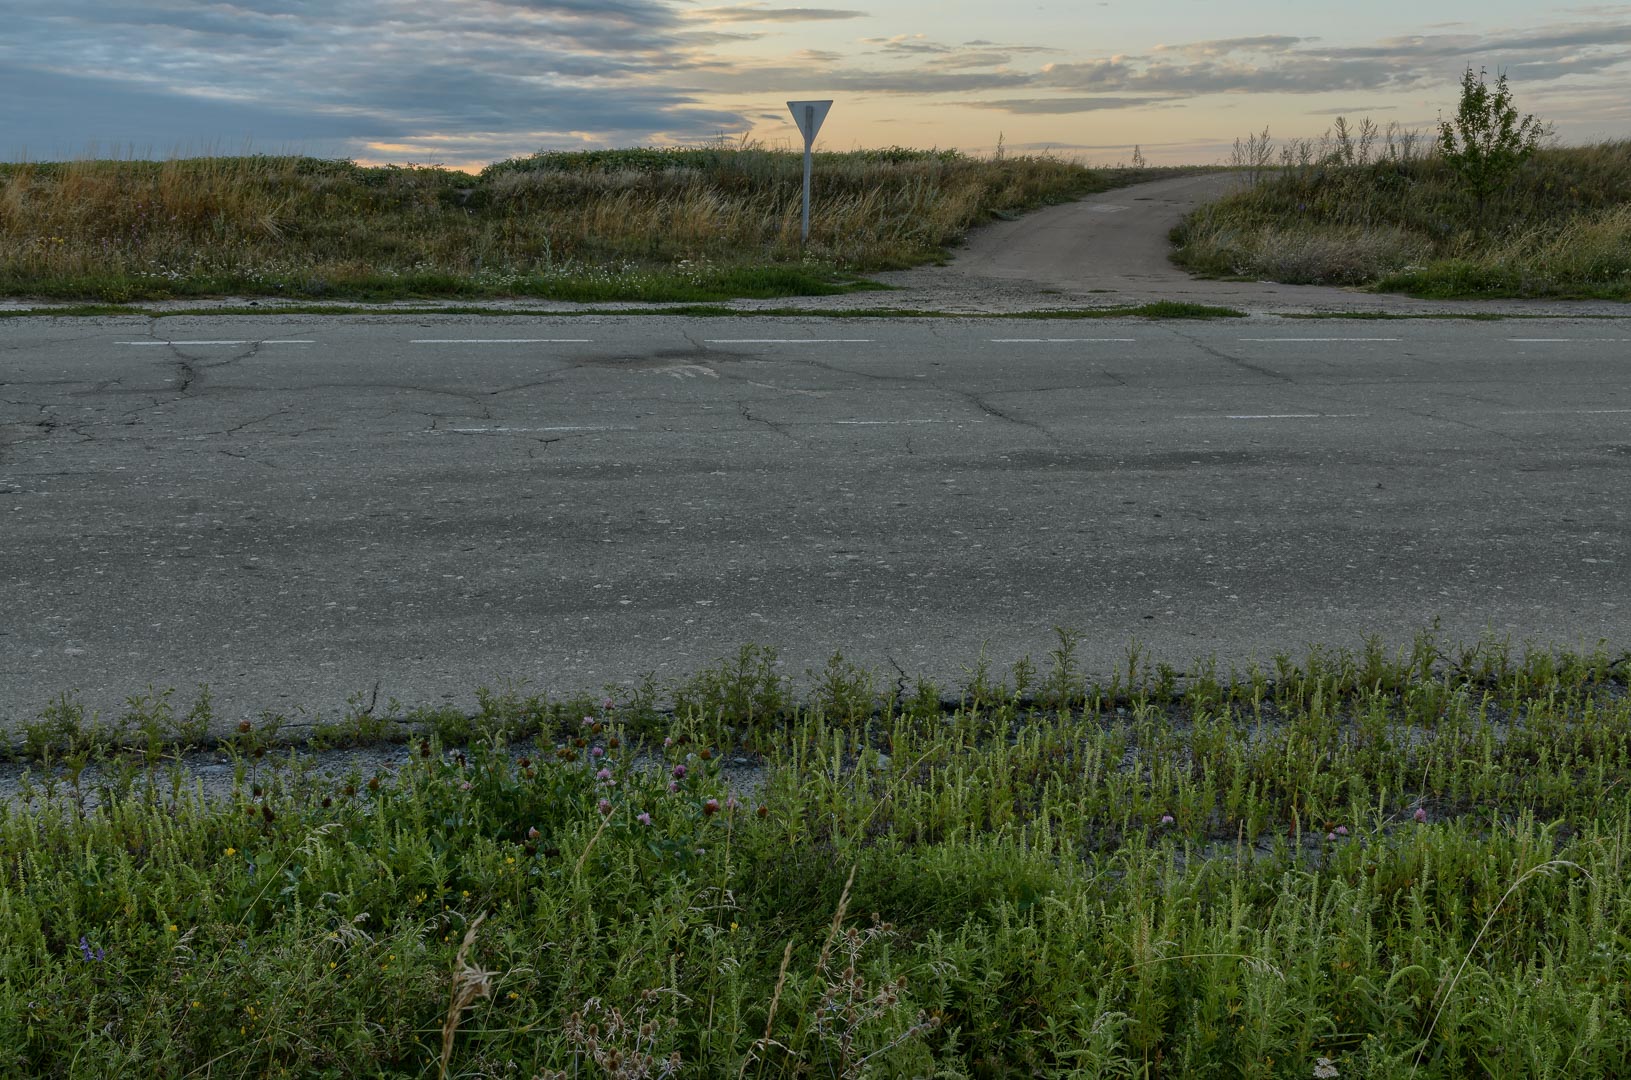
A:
1437;66;1547;215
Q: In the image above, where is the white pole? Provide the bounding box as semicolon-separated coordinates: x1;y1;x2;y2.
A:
801;104;814;244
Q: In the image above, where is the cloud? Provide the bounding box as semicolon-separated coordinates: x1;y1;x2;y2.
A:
1151;35;1310;57
966;96;1161;114
692;2;865;22
0;0;755;164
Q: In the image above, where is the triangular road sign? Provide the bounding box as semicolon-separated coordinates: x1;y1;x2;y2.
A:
787;100;833;147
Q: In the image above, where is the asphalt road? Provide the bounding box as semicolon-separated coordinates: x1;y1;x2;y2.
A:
2;314;1628;728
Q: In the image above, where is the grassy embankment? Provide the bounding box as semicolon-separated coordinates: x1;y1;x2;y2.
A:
0;149;1189;304
5;633;1631;1076
1172;130;1631;299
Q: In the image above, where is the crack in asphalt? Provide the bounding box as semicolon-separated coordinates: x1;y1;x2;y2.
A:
216;448;280;468
1168;325;1295;384
736;400;798;442
960;390;1053;437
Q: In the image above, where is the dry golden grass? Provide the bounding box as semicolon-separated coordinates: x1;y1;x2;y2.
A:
0;148;1192;301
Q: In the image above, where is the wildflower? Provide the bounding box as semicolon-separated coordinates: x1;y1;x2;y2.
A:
1335;825;1349;837
1326;832;1336;841
726;796;740;812
1160;814;1175;826
597;798;613;816
526;826;540;840
1314;1057;1340;1079
1414;807;1428;823
459;781;471;791
595;768;614;785
668;781;680;793
637;812;653;826
224;846;236;857
77;936;105;962
603;697;614;709
663;737;674;747
703;798;720;817
671;764;687;780
730;921;739;933
591;746;605;758
168;924;178;933
581;716;595;728
756;804;769;819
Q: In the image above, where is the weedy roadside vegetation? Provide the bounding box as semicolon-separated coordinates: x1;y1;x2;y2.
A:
1172;69;1631;300
0;145;1194;304
4;631;1630;1076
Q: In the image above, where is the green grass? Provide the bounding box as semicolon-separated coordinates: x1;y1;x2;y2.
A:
5;633;1631;1076
0;150;1204;304
1171;136;1631;300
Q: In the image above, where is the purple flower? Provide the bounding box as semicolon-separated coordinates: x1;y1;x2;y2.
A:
602;698;614;709
1159;814;1175;826
663;737;673;747
702;798;720;817
590;746;605;758
597;798;613;816
1414;807;1428;823
78;936;105;962
581;716;595;727
1335;825;1349;837
668;780;680;793
1326;832;1336;841
595;768;613;782
726;796;740;812
637;812;653;826
671;764;687;780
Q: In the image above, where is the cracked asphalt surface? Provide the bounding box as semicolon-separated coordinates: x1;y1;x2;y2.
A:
2;314;1628;730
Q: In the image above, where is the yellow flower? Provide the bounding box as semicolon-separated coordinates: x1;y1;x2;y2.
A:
167;924;178;933
190;1000;200;1008
224;847;236;857
730;921;740;933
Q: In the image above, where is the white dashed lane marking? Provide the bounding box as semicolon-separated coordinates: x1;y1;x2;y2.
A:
408;338;590;344
115;340;315;345
990;338;1137;343
705;338;873;344
1238;337;1400;343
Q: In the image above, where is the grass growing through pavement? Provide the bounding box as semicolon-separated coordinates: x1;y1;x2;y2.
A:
5;633;1630;1076
1171;133;1631;300
0;149;1195;304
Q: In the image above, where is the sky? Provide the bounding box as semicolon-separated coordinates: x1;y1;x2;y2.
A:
3;1;1629;169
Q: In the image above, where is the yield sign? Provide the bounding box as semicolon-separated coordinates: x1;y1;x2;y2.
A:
787;100;832;148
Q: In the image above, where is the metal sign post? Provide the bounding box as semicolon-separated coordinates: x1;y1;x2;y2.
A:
787;100;832;244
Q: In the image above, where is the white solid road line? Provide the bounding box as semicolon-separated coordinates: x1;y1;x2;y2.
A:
1238;337;1400;343
1506;338;1631;343
409;338;590;344
116;340;315;345
834;419;980;425
705;338;873;344
990;338;1137;343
